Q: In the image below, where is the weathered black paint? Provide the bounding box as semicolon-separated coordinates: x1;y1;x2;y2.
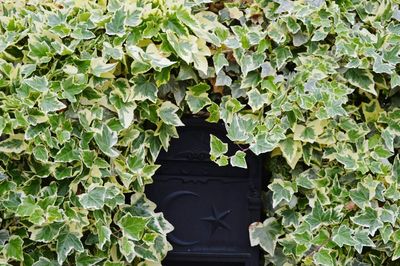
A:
147;118;262;266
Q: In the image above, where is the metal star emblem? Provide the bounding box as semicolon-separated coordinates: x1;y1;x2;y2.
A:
201;205;232;235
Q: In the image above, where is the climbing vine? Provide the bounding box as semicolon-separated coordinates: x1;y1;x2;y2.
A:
0;0;399;265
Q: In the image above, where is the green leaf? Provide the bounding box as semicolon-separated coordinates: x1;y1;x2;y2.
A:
117;213;149;241
274;47;292;69
90;58;117;78
71;28;95;40
249;218;282;256
279;137;303;169
351;207;383;235
118;236;136;262
105;9;126;36
247;88;268;112
94;125;120;158
185;83;211;113
54;142;80;162
24;76;49;92
33;145;48;162
268;179;296;208
332;225;356;247
344;68;376;95
96;224;111;249
210;135;228;158
76;252;105;266
157;101;184;127
56;231;84;264
0;135;27;153
28;40;51;63
16;195;38;217
39;93;66;113
305;201;331;230
226;114;248;142
78;186;106;210
230;150;247;168
5;235;24;261
393;243;400;261
132;76;158;103
313;248;335;266
349;183;370;209
213;51;229;74
354;229;375;253
30;223;64;243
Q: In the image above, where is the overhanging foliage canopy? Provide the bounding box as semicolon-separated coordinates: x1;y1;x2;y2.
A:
0;0;399;265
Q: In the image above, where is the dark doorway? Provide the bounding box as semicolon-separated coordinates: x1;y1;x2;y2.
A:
147;118;262;266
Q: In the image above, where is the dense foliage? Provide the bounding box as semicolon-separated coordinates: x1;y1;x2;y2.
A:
0;0;399;265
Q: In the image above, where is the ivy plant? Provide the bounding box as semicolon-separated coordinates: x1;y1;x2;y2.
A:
0;0;399;265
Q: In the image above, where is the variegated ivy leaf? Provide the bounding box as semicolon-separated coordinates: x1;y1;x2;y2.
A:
344;68;376;96
78;186;107;210
0;135;27;153
209;134;229;166
118;236;136;262
268;179;296;208
247;88;268;112
4;235;24;261
24;76;49;92
230;150;247;168
105;9;126;37
90;58;117;78
210;134;228;158
313;248;335;266
132;76;158;103
226;114;248;142
393;155;400;184
39;93;66;114
354;229;375;254
332;225;356;247
350;207;383;235
103;42;124;60
349;183;370;209
185;83;211;113
279;137;303;169
30;223;64;243
75;252;105;266
305;201;335;231
33;145;49;162
117;213;150;241
56;231;84;264
157;101;184;127
96;223;111;250
249;218;282;256
213;51;229;74
94;125;120;158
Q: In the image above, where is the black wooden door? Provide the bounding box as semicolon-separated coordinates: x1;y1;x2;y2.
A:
147;118;262;266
